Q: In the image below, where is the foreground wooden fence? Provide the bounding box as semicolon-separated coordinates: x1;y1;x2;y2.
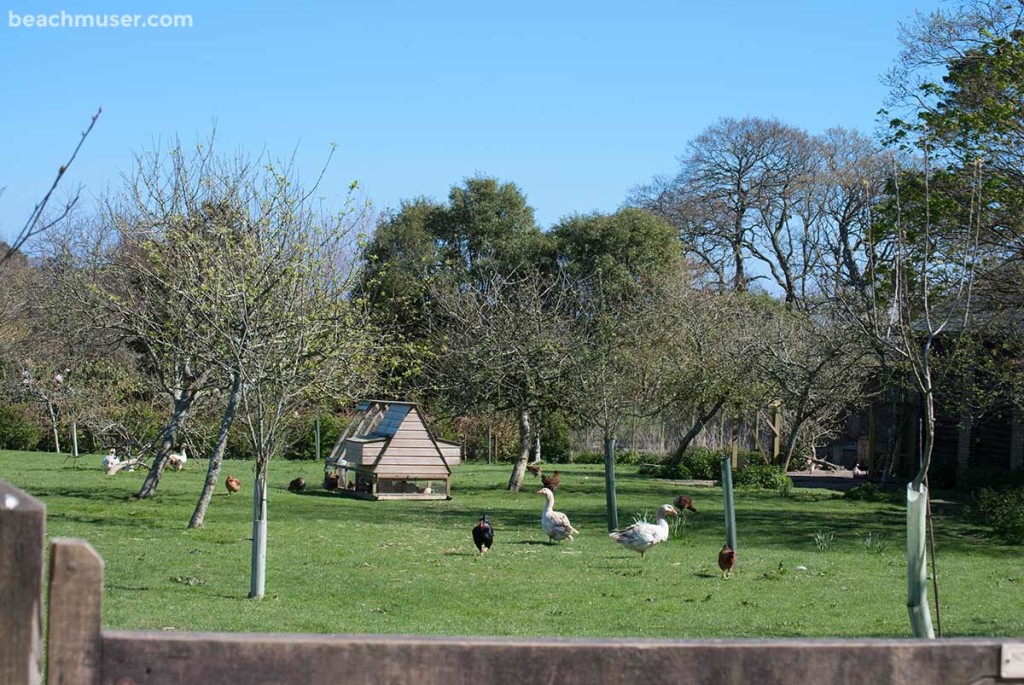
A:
3;479;1023;685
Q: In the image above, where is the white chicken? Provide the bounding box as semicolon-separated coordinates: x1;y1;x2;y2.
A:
609;504;678;558
537;487;579;543
102;449;121;474
167;447;187;471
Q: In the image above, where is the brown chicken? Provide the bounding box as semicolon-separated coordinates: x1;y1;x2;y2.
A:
324;473;340;490
225;475;241;494
541;470;560;491
718;544;736;578
526;463;542;478
288;477;307;492
673;495;698;514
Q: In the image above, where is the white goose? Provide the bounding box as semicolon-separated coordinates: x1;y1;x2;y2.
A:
537;487;579;542
610;504;678;558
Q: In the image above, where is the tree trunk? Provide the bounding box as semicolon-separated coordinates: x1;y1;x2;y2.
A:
907;481;935;637
907;353;937;637
136;390;193;499
666;397;727;468
604;435;618;532
189;373;243;529
506;408;531;492
780;414;807;472
249;464;268;599
47;399;60;453
721;455;737;551
772;401;783;463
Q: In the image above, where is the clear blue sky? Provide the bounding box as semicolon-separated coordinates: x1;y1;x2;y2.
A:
1;0;940;241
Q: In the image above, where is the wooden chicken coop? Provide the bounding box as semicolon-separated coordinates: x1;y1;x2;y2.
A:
324;400;461;500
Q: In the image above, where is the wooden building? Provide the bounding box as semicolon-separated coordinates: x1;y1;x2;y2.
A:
324;400;461;500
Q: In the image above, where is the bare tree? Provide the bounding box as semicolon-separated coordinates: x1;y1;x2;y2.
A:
231;214;374;598
812;128;891;294
631;117;818;302
56;141;245;498
3;108;101;264
758;307;873;471
427;269;580;492
657;288;771;467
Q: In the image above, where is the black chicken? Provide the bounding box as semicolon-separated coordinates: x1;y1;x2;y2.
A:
472;515;494;554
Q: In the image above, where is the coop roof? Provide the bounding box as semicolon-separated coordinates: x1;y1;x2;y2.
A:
370;403;412;437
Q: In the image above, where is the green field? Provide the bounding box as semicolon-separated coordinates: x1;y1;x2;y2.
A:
2;450;1021;638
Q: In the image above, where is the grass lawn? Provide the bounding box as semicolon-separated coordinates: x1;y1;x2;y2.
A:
1;450;1021;639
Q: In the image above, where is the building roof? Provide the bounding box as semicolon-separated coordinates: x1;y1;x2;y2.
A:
370;403;413;437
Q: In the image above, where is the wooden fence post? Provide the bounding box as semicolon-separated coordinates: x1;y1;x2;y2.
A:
0;481;46;685
47;539;103;685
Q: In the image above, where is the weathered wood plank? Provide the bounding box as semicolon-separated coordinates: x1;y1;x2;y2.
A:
47;539;103;685
0;481;45;685
393;426;431;439
374;468;449;478
98;633;1024;685
380;449;445;460
387;438;441;449
374;493;449;500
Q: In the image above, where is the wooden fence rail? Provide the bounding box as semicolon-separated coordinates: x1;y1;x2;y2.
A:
3;479;1023;685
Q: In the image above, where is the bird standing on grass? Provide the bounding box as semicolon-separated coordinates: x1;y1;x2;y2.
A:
168;447;188;471
609;504;678;558
541;470;561;491
288;477;307;492
673;495;698;514
473;515;494;554
537;487;578;542
225;475;241;494
718;544;736;578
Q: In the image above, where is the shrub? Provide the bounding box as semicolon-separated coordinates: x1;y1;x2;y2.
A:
571;448;657;466
285;414;346;460
843;483;901;503
539;413;572;464
681;448;721;480
735;449;768;469
571;450;603;465
0;404;44;451
970;487;1024;544
734;464;791;490
456;415;517;462
223;424;256;461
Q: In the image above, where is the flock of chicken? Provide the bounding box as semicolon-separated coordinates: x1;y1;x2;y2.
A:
474;465;737;576
132;451;737;575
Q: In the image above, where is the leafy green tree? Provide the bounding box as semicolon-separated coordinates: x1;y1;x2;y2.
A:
360;176;554;490
437;177;550;283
